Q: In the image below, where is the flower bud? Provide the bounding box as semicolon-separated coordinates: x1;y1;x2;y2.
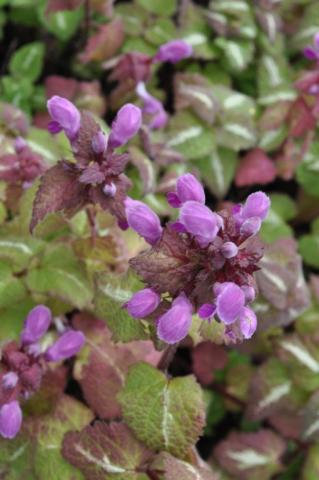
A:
241;191;270;221
92;130;108;154
240;217;262;237
175;173;205;205
136;82;168;130
103;182;117;197
14;137;27;153
125;197;162;245
109;104;142;148
221;241;238;259
157;293;193;344
45;330;85;362
47;96;81;141
2;372;18;390
216;282;245;325
304;33;319;60
179;201;222;247
154;40;192;64
20;305;52;346
239;306;257;339
0;401;22;439
126;288;160;318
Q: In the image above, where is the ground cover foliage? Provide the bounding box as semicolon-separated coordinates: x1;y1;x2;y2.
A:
0;0;319;478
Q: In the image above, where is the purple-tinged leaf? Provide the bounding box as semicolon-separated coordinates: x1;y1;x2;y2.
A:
214;429;286;480
30;162;86;232
157;452;219;480
80;19;124;63
235;148;276;187
62;422;153;480
192;342;227;386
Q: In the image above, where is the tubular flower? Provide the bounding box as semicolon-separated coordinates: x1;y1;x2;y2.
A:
126;174;270;344
31;98;143;232
0;305;85;439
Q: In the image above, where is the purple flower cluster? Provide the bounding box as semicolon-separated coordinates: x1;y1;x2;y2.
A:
48;96;141;149
125;174;270;345
0;305;84;439
39;97;142;227
304;33;319;62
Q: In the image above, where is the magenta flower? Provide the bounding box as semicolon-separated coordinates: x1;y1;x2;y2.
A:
20;305;52;346
0;401;22;439
109;103;142;148
239;306;257;339
304;33;319;61
92;130;108;154
157;293;193;344
240;191;270;221
126;173;270;344
136;82;168;129
47;95;81;141
126;288;161;319
216;282;245;325
45;330;85;362
167;173;205;208
198;303;216;320
0;305;85;439
125;197;163;245
154;40;193;64
179;201;223;247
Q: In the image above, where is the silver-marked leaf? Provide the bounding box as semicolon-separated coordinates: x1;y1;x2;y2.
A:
214;429;286;480
246;359;292;421
156;452;218;480
94;271;148;342
256;238;310;329
118;362;205;459
33;394;93;480
174;73;219;124
63;422;153;480
129;146;156;195
166;112;215;160
195;147;238;199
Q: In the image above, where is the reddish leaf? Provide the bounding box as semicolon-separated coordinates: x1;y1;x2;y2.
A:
158;452;219;480
46;0;83;14
30;162;86;232
288;98;316;137
79;19;124;63
62;421;153;479
192;342;228;386
73;313;161;419
235;148;276;187
214;429;286;480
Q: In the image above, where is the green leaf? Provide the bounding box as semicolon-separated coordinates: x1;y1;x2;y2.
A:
167;112;215;160
26;244;93;309
119;362;205;458
0;260;27;309
27;127;71;165
302;444;319;480
215;38;254;72
260;211;293;243
94;271;148;342
136;0;177;16
9;42;44;81
296;142;319;197
269;194;297;221
33;395;93;480
38;3;83;41
299;234;319;269
0;236;43;271
0;298;36;340
0;428;35;479
195;147;238;199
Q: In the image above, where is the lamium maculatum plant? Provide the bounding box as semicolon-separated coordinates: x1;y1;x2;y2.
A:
125;173;270;344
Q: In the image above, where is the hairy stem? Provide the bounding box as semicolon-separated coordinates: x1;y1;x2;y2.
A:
157;344;178;373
